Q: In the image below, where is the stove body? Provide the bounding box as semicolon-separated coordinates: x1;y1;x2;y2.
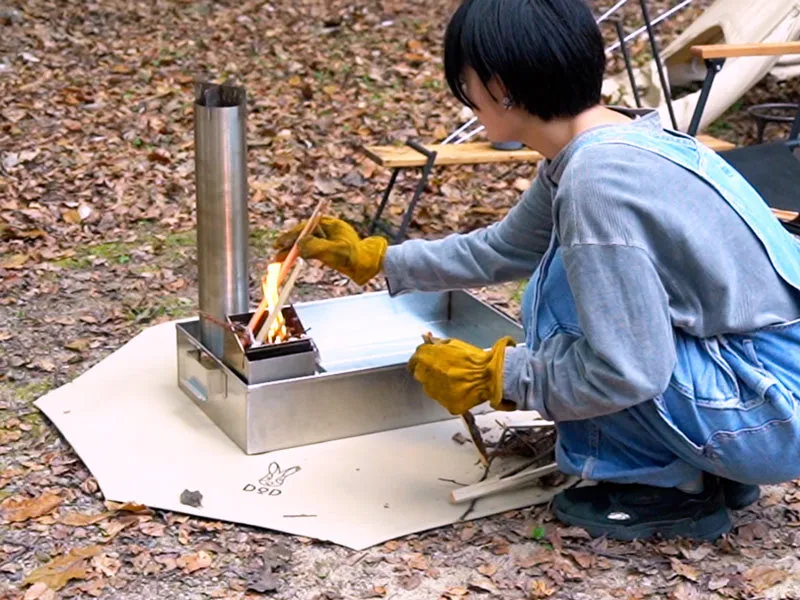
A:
177;290;523;454
178;82;524;454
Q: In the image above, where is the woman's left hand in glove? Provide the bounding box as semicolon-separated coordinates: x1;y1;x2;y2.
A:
408;333;518;415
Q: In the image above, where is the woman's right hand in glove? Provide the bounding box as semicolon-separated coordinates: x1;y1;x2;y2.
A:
274;217;388;286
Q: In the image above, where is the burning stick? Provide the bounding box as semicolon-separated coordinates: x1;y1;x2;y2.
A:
255;259;305;344
277;197;330;285
246;198;329;336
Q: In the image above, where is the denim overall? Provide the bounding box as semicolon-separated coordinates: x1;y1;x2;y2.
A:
521;125;800;488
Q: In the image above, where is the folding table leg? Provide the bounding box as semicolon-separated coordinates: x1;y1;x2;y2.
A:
367;139;437;243
368;168;400;236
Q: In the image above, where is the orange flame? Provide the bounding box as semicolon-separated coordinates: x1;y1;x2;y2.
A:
261;262;288;343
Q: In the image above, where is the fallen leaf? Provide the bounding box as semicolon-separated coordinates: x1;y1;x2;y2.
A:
737;521;769;543
154;554;178;572
529;579;556;598
558;526;591;540
708;576;729;591
139;521;166;537
2;492;62;523
745;565;788;593
0;332;11;342
59;511;115;526
148;148;171;164
63;209;82;224
490;539;510;555
104;500;152;514
407;553;429;571
178;522;192;545
29;358;56;373
64;339;91;352
23;582;55;600
513;178;531;192
0;430;22;445
314;175;342;195
517;548;553;568
92;554;121;577
76;578;106;597
443;586;469;598
363;585;387;598
679;544;713;562
478;563;497;577
670;582;699;600
0;253;28;269
177;550;212;574
468;575;498;594
670;558;701;582
248;571;281;593
23;545;102;591
100;515;141;539
398;573;421;590
131;550;152;573
179;489;203;508
569;550;596;569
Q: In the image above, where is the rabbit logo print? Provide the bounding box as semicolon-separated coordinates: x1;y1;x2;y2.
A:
243;462;301;496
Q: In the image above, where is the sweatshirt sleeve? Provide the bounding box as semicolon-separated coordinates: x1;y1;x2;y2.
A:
381;174;553;295
502;144;678;421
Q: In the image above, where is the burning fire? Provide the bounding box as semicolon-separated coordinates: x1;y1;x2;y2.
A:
261;262;288;343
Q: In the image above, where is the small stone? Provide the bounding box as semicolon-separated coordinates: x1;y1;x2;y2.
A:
180;489;203;508
0;7;23;25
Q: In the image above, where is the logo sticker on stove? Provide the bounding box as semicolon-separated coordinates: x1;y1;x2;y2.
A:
243;462;301;496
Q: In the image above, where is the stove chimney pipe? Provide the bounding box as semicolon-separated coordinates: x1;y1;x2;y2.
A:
194;82;249;358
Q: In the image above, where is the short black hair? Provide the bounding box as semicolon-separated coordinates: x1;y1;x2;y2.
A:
444;0;606;121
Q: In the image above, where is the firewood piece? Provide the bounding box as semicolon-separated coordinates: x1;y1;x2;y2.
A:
507;419;555;430
247;198;329;335
255;259;305;344
449;462;559;504
277;198;330;286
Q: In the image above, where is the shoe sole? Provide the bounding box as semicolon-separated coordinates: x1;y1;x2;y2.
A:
553;505;733;541
725;488;760;511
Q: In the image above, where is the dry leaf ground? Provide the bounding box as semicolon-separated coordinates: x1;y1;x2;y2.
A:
2;0;800;598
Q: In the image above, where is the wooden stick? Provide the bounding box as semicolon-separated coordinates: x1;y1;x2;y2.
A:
246;198;329;334
507;419;555;430
247;264;279;334
461;411;490;467
449;462;558;504
255;259;305;344
277;198;330;286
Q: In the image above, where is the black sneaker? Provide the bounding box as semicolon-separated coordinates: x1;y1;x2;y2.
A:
721;478;760;510
552;480;732;541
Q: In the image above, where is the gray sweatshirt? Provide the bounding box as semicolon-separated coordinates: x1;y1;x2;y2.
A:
382;112;800;422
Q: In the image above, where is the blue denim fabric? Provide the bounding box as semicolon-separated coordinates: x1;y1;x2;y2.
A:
523;126;800;487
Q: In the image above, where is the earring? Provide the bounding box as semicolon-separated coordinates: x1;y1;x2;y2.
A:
502;96;513;110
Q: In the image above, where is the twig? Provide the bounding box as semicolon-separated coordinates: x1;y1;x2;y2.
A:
461;411;489;467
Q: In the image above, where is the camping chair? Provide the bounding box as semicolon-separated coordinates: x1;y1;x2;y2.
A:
687;42;800;234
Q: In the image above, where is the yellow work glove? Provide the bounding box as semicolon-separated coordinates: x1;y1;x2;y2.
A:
274;217;387;286
408;334;518;415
